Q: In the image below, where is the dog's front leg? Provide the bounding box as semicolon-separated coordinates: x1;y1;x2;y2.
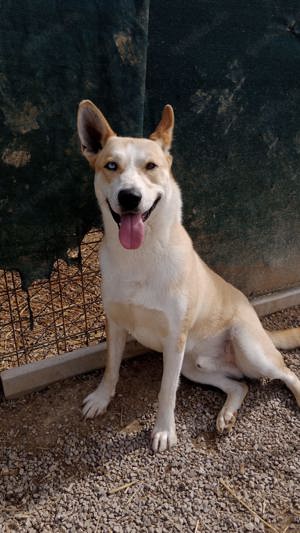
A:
152;335;186;452
82;318;127;418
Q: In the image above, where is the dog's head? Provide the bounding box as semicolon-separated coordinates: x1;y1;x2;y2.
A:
77;100;177;250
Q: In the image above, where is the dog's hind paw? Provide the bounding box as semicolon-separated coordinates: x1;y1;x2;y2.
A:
216;408;237;433
151;428;177;452
82;389;111;419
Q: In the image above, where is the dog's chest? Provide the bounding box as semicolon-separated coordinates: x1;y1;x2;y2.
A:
103;272;171;352
106;301;169;352
101;245;181;351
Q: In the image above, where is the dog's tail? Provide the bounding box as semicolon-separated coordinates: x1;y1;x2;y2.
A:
267;327;300;350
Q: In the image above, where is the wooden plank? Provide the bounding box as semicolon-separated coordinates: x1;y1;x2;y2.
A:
1;339;150;400
251;286;300;316
1;286;299;400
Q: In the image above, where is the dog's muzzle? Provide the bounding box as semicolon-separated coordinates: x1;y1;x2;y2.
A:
106;195;161;250
107;194;161;227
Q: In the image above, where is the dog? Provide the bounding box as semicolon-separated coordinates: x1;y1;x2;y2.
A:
77;100;300;452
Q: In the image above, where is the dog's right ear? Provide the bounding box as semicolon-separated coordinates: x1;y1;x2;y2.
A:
77;100;116;167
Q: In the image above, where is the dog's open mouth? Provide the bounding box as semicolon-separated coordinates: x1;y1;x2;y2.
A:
107;195;161;250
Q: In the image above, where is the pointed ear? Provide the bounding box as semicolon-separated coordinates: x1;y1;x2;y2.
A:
77;100;116;167
149;104;174;152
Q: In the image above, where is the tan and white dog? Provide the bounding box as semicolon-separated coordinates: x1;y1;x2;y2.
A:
77;100;300;452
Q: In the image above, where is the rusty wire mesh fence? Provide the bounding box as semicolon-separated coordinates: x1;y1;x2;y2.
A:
0;228;105;372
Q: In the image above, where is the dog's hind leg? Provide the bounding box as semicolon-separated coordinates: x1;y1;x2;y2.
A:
83;319;127;418
232;322;300;407
181;358;248;433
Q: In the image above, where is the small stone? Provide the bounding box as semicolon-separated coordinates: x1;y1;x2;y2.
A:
239;463;246;474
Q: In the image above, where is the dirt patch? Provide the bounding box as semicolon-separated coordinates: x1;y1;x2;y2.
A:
114;31;140;66
2;148;31;168
2;101;39;134
0;308;299;532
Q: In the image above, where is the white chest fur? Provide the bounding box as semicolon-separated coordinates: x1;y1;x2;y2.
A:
100;239;185;352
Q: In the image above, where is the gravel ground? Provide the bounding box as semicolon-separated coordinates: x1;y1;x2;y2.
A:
0;306;299;532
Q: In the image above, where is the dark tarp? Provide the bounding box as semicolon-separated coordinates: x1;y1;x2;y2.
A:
145;0;300;295
0;0;149;287
0;0;300;295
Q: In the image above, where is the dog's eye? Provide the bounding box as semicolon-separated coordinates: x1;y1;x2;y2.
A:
105;161;118;171
146;162;157;170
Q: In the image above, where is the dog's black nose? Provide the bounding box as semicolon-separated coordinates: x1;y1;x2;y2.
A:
118;188;142;210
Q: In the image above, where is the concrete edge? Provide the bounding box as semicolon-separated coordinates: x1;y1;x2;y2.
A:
1;286;299;399
251;286;300;317
1;339;150;400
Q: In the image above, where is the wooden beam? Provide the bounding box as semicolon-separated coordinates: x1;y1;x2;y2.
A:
1;339;150;400
1;286;299;400
251;286;300;316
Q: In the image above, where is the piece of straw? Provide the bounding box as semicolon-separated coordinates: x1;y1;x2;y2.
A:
220;478;281;533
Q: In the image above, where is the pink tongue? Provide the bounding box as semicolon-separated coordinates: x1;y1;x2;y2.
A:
119;213;145;249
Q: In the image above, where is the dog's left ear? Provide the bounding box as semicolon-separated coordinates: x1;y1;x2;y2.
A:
149;104;174;152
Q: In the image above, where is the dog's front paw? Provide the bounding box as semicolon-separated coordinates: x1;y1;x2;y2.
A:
82;388;111;419
151;427;177;452
216;408;237;433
